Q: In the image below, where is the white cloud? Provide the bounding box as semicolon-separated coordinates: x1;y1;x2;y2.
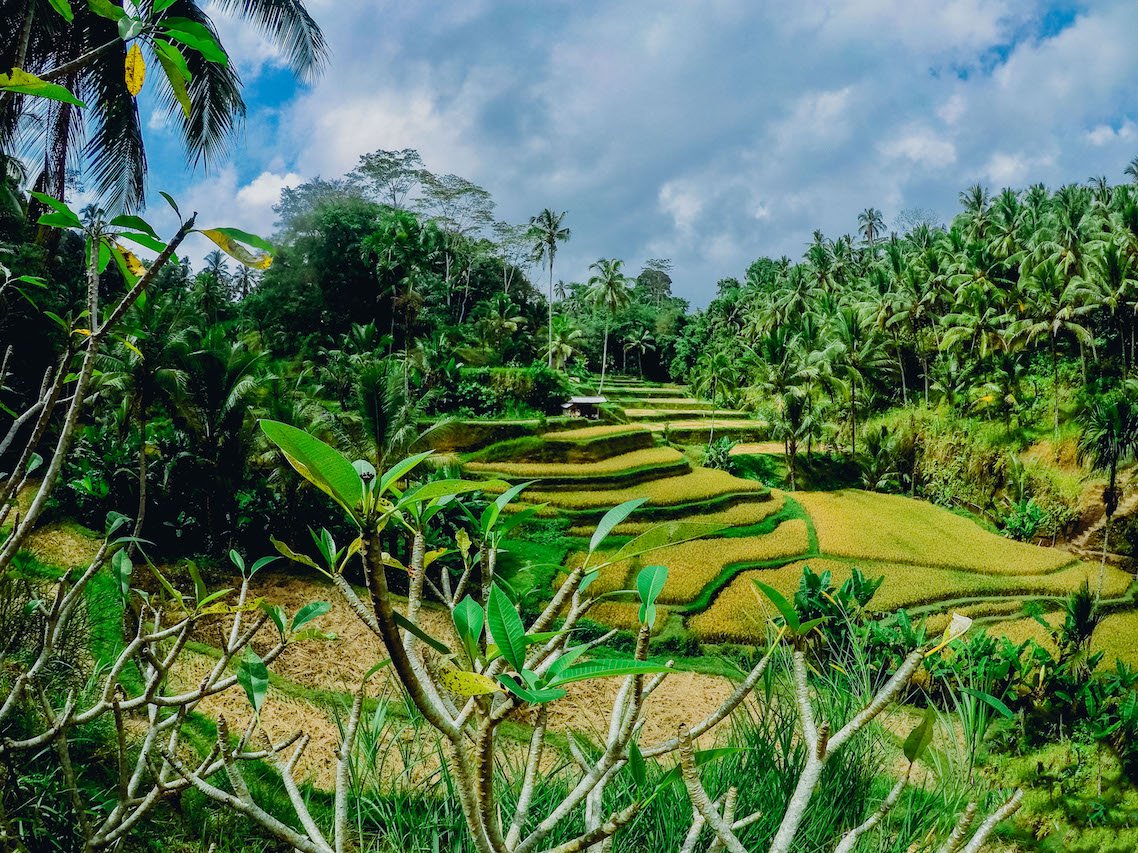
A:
1085;121;1136;146
236;171;304;209
881;129;958;168
658;181;703;234
982;151;1054;185
937;93;967;125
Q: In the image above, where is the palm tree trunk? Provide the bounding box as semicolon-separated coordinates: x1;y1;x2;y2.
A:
850;381;857;457
896;345;907;406
922;354;929;407
787;433;798;491
598;319;609;395
1051;344;1060;459
547;261;554;368
1099;513;1111;600
129;415;147;559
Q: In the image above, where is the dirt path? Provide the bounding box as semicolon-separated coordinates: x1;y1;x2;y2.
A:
1066;488;1138;555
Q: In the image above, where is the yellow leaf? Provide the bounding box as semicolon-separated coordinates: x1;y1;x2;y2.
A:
200;228;273;270
115;242;147;277
122;339;144;359
423;548;447;569
125;44;145;97
435;666;500;697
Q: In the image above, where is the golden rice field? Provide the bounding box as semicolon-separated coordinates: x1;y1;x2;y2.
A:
624;408;747;418
644;419;766;432
567;492;786;537
583;601;670;632
793;490;1075;575
984;609;1138;666
509;467;766;510
465;446;685;478
544;424;651;441
687;558;1132;643
578;519;810;604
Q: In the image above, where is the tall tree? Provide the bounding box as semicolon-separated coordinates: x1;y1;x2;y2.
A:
528;208;570;368
585;257;631;394
857;207;885;247
1;0;327;211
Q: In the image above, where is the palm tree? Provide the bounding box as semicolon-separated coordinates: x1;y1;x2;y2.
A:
623;327;655;377
691;347;742;447
586;258;631;393
1077;387;1138;595
1;1;326;212
754;328;816;490
857;207;885;247
1010;258;1096;450
528;209;570;368
1125;156;1138;186
827;303;890;456
478;293;526;351
542;316;584;371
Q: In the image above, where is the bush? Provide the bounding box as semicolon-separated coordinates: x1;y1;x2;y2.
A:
444;366;571;417
703;437;737;472
1001;498;1049;541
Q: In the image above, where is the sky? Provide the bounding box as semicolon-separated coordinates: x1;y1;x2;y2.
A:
138;0;1138;308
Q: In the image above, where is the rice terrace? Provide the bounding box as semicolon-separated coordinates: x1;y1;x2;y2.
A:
3;2;1138;852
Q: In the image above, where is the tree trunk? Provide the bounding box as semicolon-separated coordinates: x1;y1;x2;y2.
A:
1099;512;1111;600
128;415;147;559
922;354;929;407
598;319;609;395
547;261;554;368
1051;344;1060;460
896;345;907;406
850;381;857;457
787;433;798;491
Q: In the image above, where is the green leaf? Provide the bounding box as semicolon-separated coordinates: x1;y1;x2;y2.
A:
380;450;433;493
248;556;278;577
117;15;144;39
962;688;1015;720
628;738;647;789
753;580;800;632
160;17;228;65
493;480;533;512
153;0;178;10
270;536;324;574
903;706;936;764
452;595;485;661
236;649;269;714
613;521;727;563
87;0;126;20
48;0;73;22
25;453;43;476
154;41;192;120
400;478;504;505
204;226;273;253
487;584;527;673
652;747;743;795
260;420;363;520
547;659;669;688
110;549;132;599
109;214;158;239
291;601;331;633
590;498;647;555
636;565;668;628
38;210;82;231
497;673;565;704
0;69;86;106
158;191;180;218
186;561;207;605
259;601;287;637
393;612;452;656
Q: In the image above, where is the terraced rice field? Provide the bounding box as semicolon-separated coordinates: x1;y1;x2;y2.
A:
503;468;766;511
793;490;1074;575
579;519;811;602
568;492;786;536
462;378;1138;663
465;446;686;478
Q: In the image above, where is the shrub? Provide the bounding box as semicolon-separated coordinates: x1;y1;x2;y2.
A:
703;437;737;472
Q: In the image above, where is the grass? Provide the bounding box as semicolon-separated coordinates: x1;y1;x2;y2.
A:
794;489;1077;575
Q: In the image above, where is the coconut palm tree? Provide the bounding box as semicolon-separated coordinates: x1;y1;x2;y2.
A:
827;303;890;456
857;207;885;247
1077;387;1138;595
585;257;631;394
528;208;570;368
543;315;585;371
1;0;326;212
623;326;655;378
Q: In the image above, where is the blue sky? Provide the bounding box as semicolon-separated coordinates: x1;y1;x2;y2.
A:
138;0;1138;307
